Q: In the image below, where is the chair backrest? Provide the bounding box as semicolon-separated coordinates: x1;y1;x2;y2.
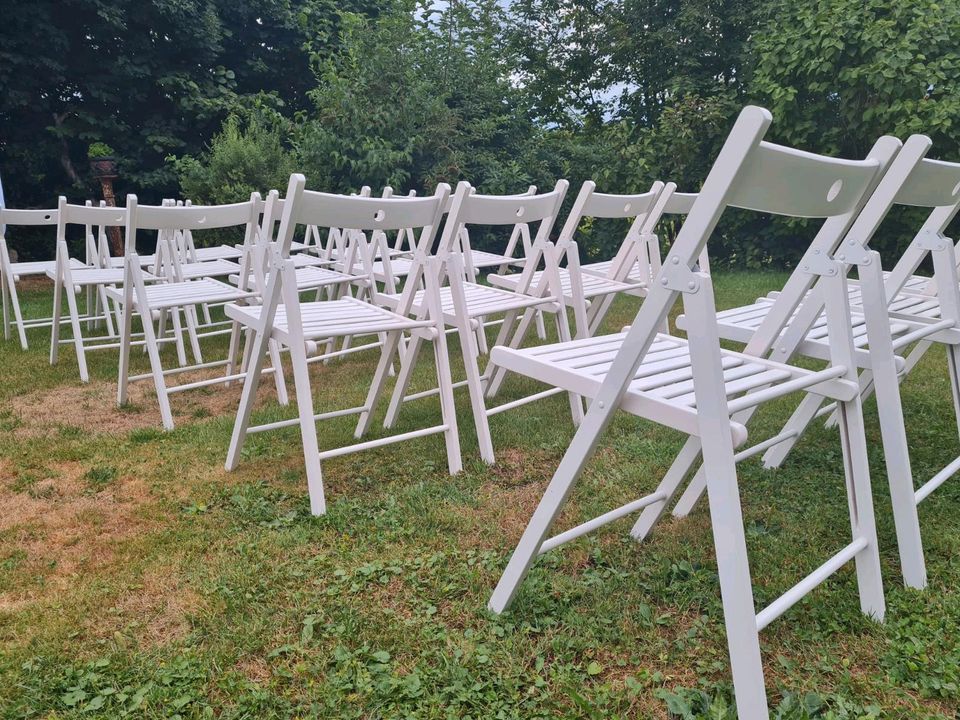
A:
439;180;568;293
0;207;58;233
125;194;261;268
552;180;666;285
610;106;899;386
54;198;127;263
873;151;960;298
273;175;450;278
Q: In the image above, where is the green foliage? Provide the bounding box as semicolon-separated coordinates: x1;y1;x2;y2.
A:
173;104;296;204
0;0;375;209
7;0;960;268
87;143;116;159
294;0;554;195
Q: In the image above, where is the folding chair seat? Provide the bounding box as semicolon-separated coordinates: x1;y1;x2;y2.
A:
660;141;960;594
487;106;899;720
378;280;556;324
108;193;287;430
168;257;242;281
225;177;462;516
233;264;370;294
491;331;853;452
190;244;243;262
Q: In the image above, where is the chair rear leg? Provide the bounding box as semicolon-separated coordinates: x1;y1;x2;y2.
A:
355;330;403;439
432;323;463;475
834;399;886;619
268;339;289;406
287;329;327;516
64;280;90;382
382;332;426;430
631;437;702;541
49;266;64;365
1;242;28;349
140;305;175;430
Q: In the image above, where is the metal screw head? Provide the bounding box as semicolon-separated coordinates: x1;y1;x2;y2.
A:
661;277;668;285
687;281;696;290
598;401;605;408
672;256;680;264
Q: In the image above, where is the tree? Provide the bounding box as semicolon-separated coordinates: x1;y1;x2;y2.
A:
0;0;372;209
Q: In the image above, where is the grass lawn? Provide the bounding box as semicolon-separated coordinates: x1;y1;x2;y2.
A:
2;272;960;719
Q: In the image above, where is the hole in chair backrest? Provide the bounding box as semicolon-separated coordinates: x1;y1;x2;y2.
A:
826;179;843;202
374;209;385;223
515;206;525;218
623;203;631;213
952;180;960;198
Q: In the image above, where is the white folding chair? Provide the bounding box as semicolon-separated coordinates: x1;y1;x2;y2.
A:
224;176;462;516
0;206;69;349
666;138;960;591
376;180;579;464
486;106;895;720
48;201;154;381
111;194;284;430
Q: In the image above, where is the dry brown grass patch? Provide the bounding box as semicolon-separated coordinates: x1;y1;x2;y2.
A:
97;565;204;648
7;369;284;438
0;460;160;608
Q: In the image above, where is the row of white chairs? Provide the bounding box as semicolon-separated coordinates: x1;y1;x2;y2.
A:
4;104;960;718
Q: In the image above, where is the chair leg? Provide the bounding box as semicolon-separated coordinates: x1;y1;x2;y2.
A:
49;267;63;365
700;444;770;720
170;308;188;367
458;317;496;464
535;308;547;340
225;320;241;385
947;343;960;442
1;242;28;349
287;329;327;516
834;400;886;619
184;305;204;364
64;281;90;383
682;282;769;720
631;437;702;541
382;332;426;430
117;286;135;407
268;339;290;406
141;307;175;430
355;330;403;439
99;285;117;338
227;330;270;472
432;324;463;475
1;268;10;342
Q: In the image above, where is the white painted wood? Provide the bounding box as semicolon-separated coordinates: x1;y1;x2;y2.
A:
225;177;461;514
487;106;892;720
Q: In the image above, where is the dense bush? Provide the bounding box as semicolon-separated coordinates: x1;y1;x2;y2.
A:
173;104;296;205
